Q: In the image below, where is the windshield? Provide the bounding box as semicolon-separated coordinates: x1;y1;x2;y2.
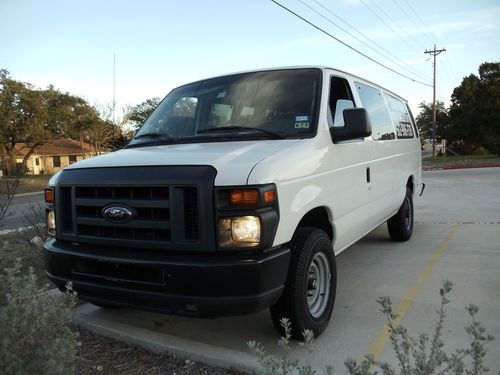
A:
128;68;321;147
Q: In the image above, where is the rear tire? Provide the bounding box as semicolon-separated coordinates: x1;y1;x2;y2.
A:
270;227;336;339
387;187;414;242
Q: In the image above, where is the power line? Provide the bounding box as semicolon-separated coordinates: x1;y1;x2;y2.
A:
358;0;423;57
306;0;431;83
389;0;454;90
270;0;432;87
391;0;434;45
370;0;427;51
361;0;456;93
399;0;457;84
401;0;437;42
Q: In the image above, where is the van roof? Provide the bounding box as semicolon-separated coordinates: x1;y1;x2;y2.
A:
181;65;408;103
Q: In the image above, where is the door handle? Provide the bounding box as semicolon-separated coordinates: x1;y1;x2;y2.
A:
366;167;370;183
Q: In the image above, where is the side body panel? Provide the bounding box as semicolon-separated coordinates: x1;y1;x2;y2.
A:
248;68;422;254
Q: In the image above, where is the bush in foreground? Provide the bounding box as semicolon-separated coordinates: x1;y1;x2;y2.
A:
249;281;494;375
0;259;79;375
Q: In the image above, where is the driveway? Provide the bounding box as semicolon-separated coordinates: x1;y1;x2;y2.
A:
0;192;44;231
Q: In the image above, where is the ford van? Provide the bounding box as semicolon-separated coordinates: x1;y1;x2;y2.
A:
44;67;423;337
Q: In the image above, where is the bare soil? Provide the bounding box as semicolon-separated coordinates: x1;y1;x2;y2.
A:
76;329;247;375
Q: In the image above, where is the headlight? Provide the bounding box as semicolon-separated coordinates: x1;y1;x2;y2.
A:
47;210;56;236
218;216;261;248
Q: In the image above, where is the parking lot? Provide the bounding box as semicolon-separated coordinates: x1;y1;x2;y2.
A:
73;168;500;373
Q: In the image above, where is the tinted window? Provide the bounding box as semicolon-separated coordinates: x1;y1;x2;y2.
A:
406;103;419;137
130;69;322;147
328;76;354;128
355;82;395;141
385;94;414;139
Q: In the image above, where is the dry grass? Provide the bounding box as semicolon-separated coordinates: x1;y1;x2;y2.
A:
423;154;500;168
15;174;52;194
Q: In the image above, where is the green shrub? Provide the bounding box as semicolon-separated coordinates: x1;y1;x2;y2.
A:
248;317;330;375
346;281;494;375
0;259;79;375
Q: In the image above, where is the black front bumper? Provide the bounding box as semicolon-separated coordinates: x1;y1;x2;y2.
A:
44;239;290;317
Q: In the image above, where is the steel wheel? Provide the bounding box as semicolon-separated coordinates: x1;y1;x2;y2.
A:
307;252;331;318
404;195;412;231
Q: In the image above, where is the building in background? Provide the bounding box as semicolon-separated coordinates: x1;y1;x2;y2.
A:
10;139;101;175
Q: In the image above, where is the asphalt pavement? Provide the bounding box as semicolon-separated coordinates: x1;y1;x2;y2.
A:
0;192;44;232
64;168;500;372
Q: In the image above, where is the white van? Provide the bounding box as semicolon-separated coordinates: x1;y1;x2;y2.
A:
44;67;422;337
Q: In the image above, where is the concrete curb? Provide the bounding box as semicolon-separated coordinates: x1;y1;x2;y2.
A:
71;305;261;374
0;225;34;236
423;164;500;171
13;190;44;197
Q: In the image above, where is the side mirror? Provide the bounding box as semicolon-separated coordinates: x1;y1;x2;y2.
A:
331;108;372;143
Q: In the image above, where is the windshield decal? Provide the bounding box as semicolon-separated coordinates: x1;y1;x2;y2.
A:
295;115;310;129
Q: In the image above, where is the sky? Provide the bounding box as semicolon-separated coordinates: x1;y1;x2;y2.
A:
1;0;499;118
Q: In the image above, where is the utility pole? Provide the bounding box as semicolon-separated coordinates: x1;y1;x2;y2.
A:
424;44;446;158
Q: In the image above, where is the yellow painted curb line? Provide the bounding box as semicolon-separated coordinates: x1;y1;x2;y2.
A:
367;224;461;361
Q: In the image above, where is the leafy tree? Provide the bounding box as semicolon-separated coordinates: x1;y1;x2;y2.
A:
416;101;450;140
126;97;161;128
0;70;49;175
42;85;98;139
0;70;117;173
449;62;500;154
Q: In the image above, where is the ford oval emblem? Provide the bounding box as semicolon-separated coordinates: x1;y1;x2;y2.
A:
102;205;136;223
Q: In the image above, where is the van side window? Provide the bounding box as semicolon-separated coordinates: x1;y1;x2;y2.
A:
355;82;395;140
406;103;419;137
328;76;354;128
385;94;414;139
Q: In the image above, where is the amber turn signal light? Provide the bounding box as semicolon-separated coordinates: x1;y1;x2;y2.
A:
230;189;259;206
263;190;276;203
45;188;55;204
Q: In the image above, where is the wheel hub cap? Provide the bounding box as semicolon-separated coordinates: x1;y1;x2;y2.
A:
307;252;331;318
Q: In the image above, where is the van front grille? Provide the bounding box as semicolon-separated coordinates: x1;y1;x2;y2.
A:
54;166;215;252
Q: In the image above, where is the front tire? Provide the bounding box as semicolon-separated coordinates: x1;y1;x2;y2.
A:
270;228;336;339
387;187;414;242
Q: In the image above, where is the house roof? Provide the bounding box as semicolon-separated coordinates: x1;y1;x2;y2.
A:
13;139;95;157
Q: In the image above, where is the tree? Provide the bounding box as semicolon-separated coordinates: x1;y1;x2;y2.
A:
42;85;96;139
92;102;130;151
126;97;161;128
0;70;49;175
416;101;450;140
449;62;500;154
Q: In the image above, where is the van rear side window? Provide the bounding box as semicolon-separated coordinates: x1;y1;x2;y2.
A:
385;94;414;139
355;82;395;141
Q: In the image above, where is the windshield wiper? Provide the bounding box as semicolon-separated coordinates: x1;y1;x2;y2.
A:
134;132;178;143
197;126;286;139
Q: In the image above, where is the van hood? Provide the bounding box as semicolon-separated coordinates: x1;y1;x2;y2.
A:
65;140;300;185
